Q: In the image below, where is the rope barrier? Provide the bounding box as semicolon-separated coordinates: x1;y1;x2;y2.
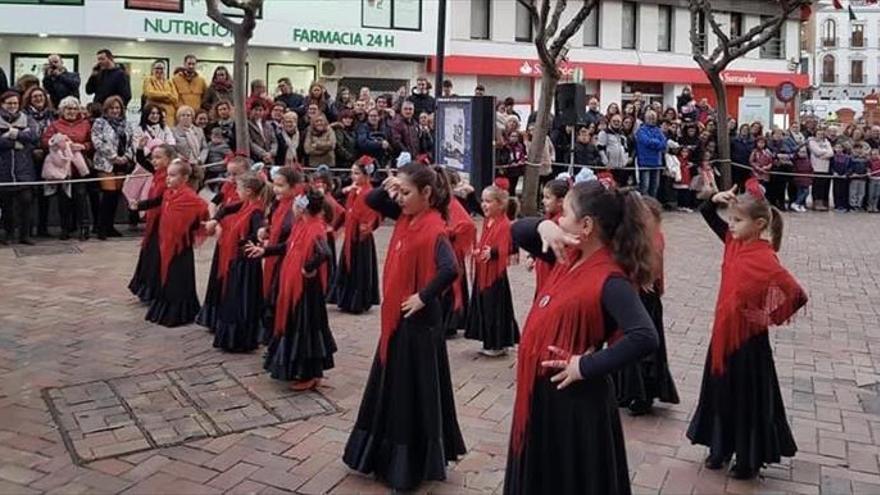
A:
0;159;226;188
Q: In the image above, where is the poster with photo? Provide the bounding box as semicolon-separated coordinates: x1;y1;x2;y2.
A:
11;54;78;85
435;98;472;173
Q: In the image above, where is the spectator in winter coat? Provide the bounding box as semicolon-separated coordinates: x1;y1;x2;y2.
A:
304;113;336;167
808;129;834;210
730;124;754;188
408;77;436;116
635;110;667;198
275;77;304;113
43;54;80;106
333;110;357;169
275;111;300;167
247;99;277;164
584;97;602;127
202;66;233;112
598;114;631;186
355;109;391;166
0;91;39;244
142;60;180;126
302;82;336;123
390;100;420;160
172;55;208;111
85;49;131;107
573;126;601;169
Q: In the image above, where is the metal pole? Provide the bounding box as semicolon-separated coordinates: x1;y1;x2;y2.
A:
434;0;447;98
568;126;576;176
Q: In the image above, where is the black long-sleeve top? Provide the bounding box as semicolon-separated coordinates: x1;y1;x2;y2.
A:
512;217;659;379
366;187;458;303
263;237;331;274
699;200;728;242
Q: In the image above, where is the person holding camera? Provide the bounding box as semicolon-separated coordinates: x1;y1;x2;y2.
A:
43;54;80;107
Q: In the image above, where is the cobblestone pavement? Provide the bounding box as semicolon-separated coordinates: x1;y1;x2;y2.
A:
0;210;879;494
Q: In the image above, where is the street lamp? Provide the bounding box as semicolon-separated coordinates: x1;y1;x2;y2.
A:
434;0;447;97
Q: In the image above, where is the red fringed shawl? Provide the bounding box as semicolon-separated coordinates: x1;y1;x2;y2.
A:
534;212;560;296
475;215;512;291
324;192;346;235
447;199;476;312
262;196;294;298
342;184;380;270
157;186;208;285
709;234;807;375
141;167;168;247
220;179;240;205
274;215;328;336
216;199;262;288
512;248;621;455
379;209;447;365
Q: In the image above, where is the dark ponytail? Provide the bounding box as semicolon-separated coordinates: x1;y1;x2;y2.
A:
569;182;654;287
769;206;784;252
398;162;451;219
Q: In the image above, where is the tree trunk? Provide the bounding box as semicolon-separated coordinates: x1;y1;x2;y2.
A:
233;32;250;156
521;70;559;215
708;70;731;190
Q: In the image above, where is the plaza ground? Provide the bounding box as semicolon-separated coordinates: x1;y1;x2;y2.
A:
0;210;878;494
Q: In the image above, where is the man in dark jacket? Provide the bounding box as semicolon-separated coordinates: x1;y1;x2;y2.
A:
408;77;435;116
43;54;80;106
0;91;39;244
85;49;131;107
676;86;693;113
275;77;304;113
390;100;420;160
584;97;602;127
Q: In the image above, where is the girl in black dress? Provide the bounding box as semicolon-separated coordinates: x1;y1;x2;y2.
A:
312;168;345;293
343;164;466;491
687;181;807;479
128;144;174;303
330;158;381;314
465;185;519;357
442;193;476;337
259;168;304;344
506;181;660;495
613;196;680;415
198;173;266;352
132;159;209;327
528;179;568;298
247;189;337;391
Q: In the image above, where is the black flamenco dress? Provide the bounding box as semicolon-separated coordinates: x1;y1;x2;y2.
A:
323;192;345;297
686;201;807;475
441;198;476;337
504;218;659;495
343;188;466;492
260;198;295;345
464;215;519;351
264;216;337;382
127;165;167;303
135;189;209;327
329;185;381;314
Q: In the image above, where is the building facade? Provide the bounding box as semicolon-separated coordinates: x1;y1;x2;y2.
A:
0;0;804;121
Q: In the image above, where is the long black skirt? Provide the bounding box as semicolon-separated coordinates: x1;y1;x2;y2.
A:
145;247;201;327
504;376;631;495
211;257;263;353
264;278;337;381
329;235;380;314
195;247;222;333
343;304;466;491
442;272;469;337
686;333;797;471
325;234;338;297
613;291;680;406
465;275;519;350
259;261;283;346
128;234;160;304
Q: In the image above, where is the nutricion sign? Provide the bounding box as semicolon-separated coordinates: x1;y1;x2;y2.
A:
144;18;231;38
292;28;395;49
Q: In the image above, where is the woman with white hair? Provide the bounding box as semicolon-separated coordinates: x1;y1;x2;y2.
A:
41;96;93;240
172;105;208;166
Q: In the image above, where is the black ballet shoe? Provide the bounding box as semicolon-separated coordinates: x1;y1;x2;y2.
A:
704;454;730;470
628;399;653;416
730;463;759;480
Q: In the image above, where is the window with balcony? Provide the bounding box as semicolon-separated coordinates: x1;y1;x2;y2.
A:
658;5;672;52
822;55;836;83
851;59;865;84
729;12;743;39
695;10;707;54
852;24;865;48
470;0;490;40
583;5;599;47
760;16;784;59
622;1;638;49
822;19;837;47
515;0;533;42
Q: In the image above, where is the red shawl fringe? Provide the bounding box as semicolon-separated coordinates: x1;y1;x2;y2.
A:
142;167;168;247
533;212;560;296
475;215;512;292
447;199;476;311
216;199;262;291
157;186;208;285
342;184;380;270
262;196;294;298
220;179;240;205
274;215;328;336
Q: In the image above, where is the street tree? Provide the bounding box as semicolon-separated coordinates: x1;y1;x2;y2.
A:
688;0;811;188
516;0;598;215
206;0;263;156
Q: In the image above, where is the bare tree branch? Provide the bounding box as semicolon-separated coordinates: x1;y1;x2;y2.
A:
206;0;240;32
549;0;597;57
545;0;568;42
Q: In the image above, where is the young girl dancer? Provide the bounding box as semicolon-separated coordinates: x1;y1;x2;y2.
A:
259;168;304;344
197;174;265;352
442;187;477;337
343;164;466;491
132;159;209;327
529;179;568;297
614;196;680;415
247;189;337;391
128;144;175;303
211;154;248;208
687;180;807;479
330;158;381;314
505;181;659;495
312;168;345;291
465;185;519;357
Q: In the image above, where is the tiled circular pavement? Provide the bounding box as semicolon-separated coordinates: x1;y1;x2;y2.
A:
0;210;879;494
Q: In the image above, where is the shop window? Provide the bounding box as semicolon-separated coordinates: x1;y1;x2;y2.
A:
515;1;533;42
657;5;672;52
124;0;183;13
10;53;78;86
362;0;421;31
470;0;491;40
267;64;316;97
621;1;638;50
582;5;599;47
0;0;82;4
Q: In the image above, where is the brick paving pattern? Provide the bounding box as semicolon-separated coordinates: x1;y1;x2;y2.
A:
0;210;878;494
